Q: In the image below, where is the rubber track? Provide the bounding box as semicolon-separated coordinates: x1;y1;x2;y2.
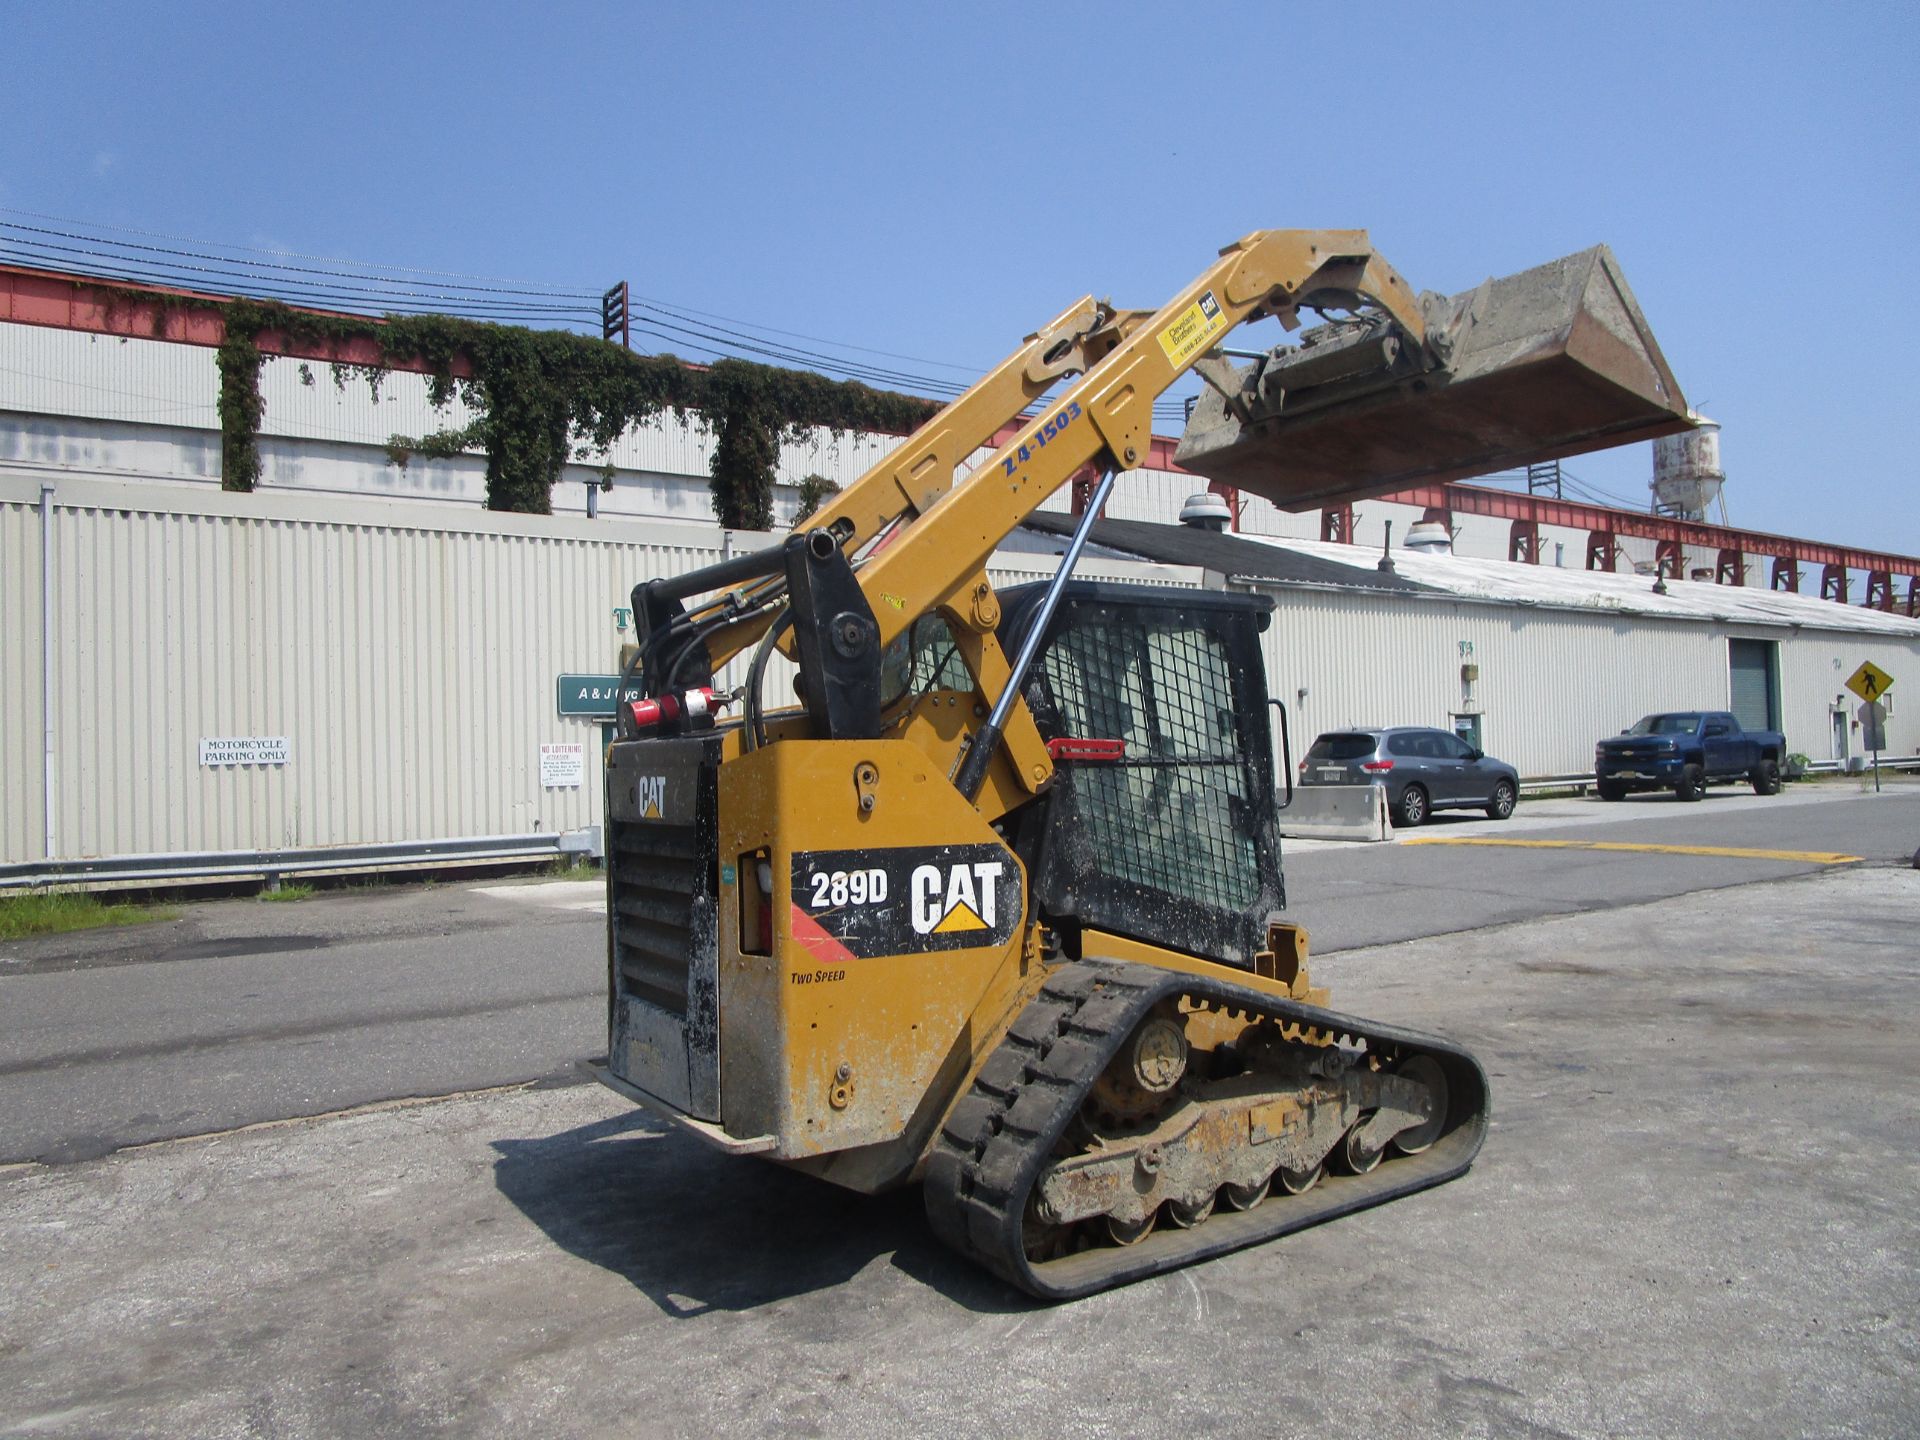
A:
924;959;1489;1301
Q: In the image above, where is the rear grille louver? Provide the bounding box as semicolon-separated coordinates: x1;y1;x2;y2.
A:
610;819;702;1015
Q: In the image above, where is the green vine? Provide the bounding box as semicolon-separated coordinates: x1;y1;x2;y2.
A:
215;327;265;491
83;279;938;515
795;471;840;522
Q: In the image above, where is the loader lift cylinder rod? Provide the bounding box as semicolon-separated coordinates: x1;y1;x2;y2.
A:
646;517;856;606
646;540;789;604
953;465;1116;801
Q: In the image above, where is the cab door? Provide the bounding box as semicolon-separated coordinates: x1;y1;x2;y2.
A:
1436;730;1490;802
1383;731;1436;801
1702;714;1741;776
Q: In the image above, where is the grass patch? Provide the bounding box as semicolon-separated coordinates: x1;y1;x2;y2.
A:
0;890;179;941
258;882;315;902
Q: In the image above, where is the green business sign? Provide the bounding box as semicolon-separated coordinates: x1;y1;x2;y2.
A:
556;673;640;717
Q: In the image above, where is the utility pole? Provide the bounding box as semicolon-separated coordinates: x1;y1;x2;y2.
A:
601;281;630;348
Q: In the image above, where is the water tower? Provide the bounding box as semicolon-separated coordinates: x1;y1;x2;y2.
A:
1651;416;1724;521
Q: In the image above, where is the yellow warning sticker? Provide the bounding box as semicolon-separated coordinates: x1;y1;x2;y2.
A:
1157;289;1229;369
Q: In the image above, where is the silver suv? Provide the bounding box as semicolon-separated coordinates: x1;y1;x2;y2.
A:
1299;726;1520;827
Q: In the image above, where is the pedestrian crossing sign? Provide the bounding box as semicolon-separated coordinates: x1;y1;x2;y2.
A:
1844;660;1893;704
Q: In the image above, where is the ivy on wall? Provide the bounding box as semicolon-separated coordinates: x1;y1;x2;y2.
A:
795;471;840;522
94;283;937;519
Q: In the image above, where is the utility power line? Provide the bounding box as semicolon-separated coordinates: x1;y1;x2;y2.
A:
0;209;1205;425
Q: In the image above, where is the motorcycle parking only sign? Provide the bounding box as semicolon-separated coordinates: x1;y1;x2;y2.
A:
199;736;290;766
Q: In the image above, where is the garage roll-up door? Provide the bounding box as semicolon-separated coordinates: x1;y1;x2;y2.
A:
1728;639;1778;732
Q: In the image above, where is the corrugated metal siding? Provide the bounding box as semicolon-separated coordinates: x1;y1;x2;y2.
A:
1;490;46;860
256;354;483;450
13;480;751;857
1775;629;1915;762
1;474;1201;865
1104;467;1196;525
0;326;218;427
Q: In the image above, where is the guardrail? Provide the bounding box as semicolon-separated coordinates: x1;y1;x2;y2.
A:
0;828;603;892
1808;757;1920;775
1519;757;1919;795
1518;774;1599;795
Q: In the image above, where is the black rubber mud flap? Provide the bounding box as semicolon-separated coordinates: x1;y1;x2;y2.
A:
924;959;1489;1301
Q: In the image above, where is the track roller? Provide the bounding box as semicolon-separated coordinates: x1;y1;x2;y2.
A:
924;959;1490;1300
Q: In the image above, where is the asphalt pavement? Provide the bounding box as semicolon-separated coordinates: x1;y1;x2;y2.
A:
1;780;1914;1166
2;862;1913;1438
1279;779;1910;953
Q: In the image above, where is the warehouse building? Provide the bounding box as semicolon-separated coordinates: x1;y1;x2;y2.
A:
3;265;1916;883
1018;513;1920;781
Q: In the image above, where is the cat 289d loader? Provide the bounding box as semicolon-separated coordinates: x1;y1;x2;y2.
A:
591;230;1689;1299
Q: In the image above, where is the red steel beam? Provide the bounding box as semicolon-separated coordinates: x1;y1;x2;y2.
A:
1385;482;1917;578
0;263;474;376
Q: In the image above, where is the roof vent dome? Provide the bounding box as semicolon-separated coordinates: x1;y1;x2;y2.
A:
1404;519;1453;553
1178;491;1233;531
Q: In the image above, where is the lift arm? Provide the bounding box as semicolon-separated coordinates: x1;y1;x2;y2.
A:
835;231;1426;653
652;231;1425;679
628;231;1436;811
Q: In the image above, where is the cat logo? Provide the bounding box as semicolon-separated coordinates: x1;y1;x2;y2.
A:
633;774;667;820
910;860;1004;936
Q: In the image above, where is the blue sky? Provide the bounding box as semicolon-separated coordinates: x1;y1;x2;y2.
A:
3;1;1915;554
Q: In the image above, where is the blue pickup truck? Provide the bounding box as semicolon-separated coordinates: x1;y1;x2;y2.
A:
1594;711;1787;801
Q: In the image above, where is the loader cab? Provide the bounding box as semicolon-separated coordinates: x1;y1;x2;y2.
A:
997;581;1285;969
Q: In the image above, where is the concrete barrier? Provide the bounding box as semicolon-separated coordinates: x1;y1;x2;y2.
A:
1277;782;1393;842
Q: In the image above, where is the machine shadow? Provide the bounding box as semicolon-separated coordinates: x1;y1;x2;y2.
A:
491;1108;1030;1317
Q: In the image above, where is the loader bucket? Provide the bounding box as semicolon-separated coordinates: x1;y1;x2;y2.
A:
1173;245;1692;508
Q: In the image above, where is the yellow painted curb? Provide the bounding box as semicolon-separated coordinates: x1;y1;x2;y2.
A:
1399;837;1863;865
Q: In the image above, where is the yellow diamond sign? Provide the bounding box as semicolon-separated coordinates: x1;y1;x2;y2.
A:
1845;660;1894;704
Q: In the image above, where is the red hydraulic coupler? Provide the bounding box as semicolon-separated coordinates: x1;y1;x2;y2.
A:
628;686;723;734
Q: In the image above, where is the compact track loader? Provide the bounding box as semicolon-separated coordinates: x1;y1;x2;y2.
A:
592;230;1689;1298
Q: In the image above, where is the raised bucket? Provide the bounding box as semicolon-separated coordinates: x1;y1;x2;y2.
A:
1174;245;1693;508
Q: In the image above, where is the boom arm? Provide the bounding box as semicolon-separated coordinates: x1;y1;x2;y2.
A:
830;230;1426;654
647;231;1427;785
